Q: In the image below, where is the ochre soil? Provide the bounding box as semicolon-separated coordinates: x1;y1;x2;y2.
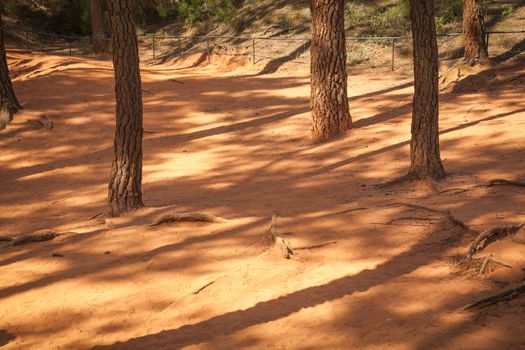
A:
1;51;525;350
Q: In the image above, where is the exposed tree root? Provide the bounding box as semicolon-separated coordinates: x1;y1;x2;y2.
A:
386;216;435;224
150;213;229;226
27;115;54;130
266;214;296;259
463;280;525;309
393;202;471;231
12;230;59;246
466;223;525;259
437;178;525;197
483;179;525;188
375;174;413;188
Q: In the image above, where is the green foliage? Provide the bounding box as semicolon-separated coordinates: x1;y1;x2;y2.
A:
501;6;515;17
2;0;90;35
345;0;463;36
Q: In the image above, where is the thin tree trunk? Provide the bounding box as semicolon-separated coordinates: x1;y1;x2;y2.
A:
309;0;351;142
463;0;488;65
0;13;21;130
90;0;107;54
107;0;144;217
408;0;445;180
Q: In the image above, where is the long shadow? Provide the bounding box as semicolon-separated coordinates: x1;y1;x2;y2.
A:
306;107;525;178
353;102;412;129
2;107;307;182
257;41;311;76
0;330;16;347
349;81;413;102
91;220;462;349
493;37;525;63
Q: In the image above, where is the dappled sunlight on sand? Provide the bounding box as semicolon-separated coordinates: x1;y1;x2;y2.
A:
1;51;525;349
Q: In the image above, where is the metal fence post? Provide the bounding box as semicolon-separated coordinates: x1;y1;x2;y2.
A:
24;30;29;50
485;32;490;56
206;37;210;63
391;38;395;71
178;37;182;60
152;34;156;59
252;37;256;64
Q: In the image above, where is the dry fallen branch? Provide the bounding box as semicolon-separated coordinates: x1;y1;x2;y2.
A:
466;223;525;259
12;230;59;246
478;255;492;275
267;214;295;259
192;280;215;295
294;241;338;251
150;213;228;226
463;280;525;309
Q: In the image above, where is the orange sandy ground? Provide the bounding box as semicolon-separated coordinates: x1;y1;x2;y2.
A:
1;51;525;350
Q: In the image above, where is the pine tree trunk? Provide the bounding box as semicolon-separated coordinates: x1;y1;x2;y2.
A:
463;0;488;65
0;13;21;130
90;0;107;54
107;0;144;217
309;0;351;142
408;0;445;181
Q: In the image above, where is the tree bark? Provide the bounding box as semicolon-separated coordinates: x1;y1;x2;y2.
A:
0;13;21;130
309;0;351;142
463;0;488;65
408;0;445;180
107;0;144;217
90;0;108;54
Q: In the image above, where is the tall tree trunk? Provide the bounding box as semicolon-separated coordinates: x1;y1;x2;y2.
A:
463;0;488;65
0;13;21;130
309;0;351;142
107;0;144;217
408;0;445;180
90;0;107;54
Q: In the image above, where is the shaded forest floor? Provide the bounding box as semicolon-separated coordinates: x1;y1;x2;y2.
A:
1;51;525;349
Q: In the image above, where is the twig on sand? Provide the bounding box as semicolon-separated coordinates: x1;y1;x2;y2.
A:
463;280;525;309
192;280;215;295
169;79;184;84
88;212;104;220
294;241;338;251
150;213;228;226
0;236;13;242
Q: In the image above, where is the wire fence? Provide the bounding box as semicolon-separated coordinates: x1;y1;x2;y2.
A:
5;24;525;71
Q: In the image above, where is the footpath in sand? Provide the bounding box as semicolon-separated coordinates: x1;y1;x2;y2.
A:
1;51;525;349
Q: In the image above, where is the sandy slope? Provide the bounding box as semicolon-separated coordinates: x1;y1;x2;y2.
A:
1;51;525;349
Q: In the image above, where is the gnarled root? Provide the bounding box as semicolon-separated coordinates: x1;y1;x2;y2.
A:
151;213;228;226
